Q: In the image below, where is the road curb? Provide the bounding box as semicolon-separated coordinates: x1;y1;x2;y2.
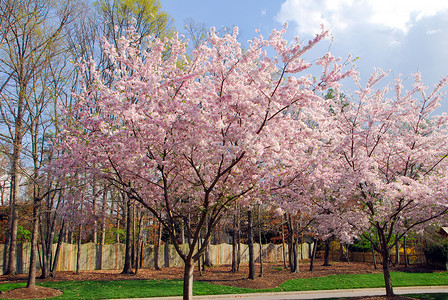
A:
114;285;448;300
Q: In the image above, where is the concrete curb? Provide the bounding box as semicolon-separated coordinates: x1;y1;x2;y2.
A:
114;285;448;300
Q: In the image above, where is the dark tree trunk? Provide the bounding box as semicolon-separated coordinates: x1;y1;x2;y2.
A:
44;215;55;279
403;235;408;268
231;211;238;272
3;223;10;275
98;189;107;270
203;240;212;267
258;205;263;277
381;248;394;296
50;222;65;278
76;224;82;275
164;236;170;268
236;209;241;270
394;239;400;266
197;238;202;276
339;242;348;262
134;212;143;274
92;180;97;245
247;210;255;280
281;215;287;269
378;225;395;297
286;214;293;271
122;197;134;274
292;236;299;273
154;220;162;270
286;214;299;273
372;242;378;269
182;259;195;300
309;238;317;271
26;199;40;288
5;202;18;275
131;205;136;269
5;123;23;276
323;239;331;266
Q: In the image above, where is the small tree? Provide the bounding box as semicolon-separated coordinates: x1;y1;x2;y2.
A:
51;25;353;299
327;71;448;296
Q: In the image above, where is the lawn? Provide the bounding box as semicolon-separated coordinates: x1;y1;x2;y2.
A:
0;271;447;299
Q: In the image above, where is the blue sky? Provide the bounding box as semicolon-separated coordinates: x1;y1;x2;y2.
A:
161;0;448;113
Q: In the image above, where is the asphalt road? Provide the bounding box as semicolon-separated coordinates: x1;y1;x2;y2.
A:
115;285;448;300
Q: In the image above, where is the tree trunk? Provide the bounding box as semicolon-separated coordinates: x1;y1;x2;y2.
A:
197;238;202;276
203;239;212;267
236;208;241;271
231;212;238;272
182;259;195;300
281;215;287;269
292;235;299;273
286;214;293;271
394;239;400;266
346;245;350;263
2;224;10;274
180;219;185;245
26;199;40;288
187;212;191;246
340;242;348;262
116;204;121;244
258;205;263;277
50;222;65;278
92;179;97;245
134;212;143;274
372;243;378;269
121;197;133;274
5;193;18;275
98;189;107;270
5;90;24;276
131;205;136;269
164;236;170;268
309;239;317;271
76;224;82;275
287;214;299;273
403;235;408;268
41;209;55;279
381;248;394;296
154;220;162;270
247;210;255;280
323;239;331;266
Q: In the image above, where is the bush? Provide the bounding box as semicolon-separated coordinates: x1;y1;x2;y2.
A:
348;237;372;253
17;226;31;243
424;241;448;270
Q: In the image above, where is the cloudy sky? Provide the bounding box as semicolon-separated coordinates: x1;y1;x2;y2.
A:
161;0;448;112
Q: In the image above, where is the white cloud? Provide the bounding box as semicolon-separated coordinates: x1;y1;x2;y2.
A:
276;0;448;34
274;0;448;113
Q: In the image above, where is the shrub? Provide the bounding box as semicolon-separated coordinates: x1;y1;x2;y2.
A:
424;241;448;270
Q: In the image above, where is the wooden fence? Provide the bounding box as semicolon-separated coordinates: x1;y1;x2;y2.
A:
0;242;427;274
1;242;312;274
320;250;427;265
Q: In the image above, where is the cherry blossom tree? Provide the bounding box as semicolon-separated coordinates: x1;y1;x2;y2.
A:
50;25;354;299
327;70;448;296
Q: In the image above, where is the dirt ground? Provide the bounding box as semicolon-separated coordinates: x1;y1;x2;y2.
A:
0;259;439;299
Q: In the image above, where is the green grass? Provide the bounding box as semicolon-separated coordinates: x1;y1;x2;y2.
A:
407;294;448;300
278;271;448;292
0;280;255;299
0;271;447;299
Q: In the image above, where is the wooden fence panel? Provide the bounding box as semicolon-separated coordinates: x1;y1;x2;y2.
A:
0;242;425;274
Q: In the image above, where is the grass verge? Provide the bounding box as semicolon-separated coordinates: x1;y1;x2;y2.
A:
0;271;447;299
278;271;448;291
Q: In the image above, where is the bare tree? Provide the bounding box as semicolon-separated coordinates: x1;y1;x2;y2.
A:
0;0;76;280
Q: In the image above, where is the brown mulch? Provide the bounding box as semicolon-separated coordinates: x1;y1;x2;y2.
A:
0;260;439;299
